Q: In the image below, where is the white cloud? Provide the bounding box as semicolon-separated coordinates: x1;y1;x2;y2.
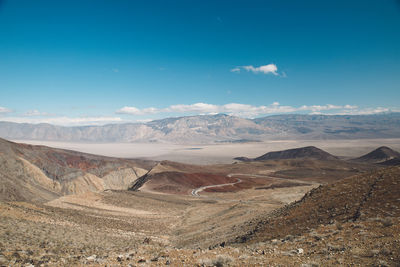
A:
298;104;343;112
0;104;396;127
167;103;220;114
116;102;378;118
116;106;160;115
344;105;358;109
0;107;12;114
116;106;141;115
0;116;124;126
117;103;221;115
142;107;160;114
232;64;278;75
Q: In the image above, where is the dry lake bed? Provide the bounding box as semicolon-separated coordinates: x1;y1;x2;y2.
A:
12;138;400;164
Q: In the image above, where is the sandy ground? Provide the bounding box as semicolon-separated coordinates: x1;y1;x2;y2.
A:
0;183;320;266
46;192;158;217
12;138;400;164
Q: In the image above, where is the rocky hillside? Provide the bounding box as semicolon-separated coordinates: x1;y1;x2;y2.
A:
236;166;400;243
1;113;400;143
0;138;154;202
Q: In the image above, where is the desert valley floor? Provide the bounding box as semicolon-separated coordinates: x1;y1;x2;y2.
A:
12;138;400;164
1;138;400;266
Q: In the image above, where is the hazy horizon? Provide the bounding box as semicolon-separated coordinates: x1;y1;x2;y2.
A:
1;112;400;127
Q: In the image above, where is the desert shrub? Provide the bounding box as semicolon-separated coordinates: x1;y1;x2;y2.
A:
212;254;233;267
335;222;343;230
381;217;393;227
370;217;394;227
198;254;233;267
198;258;213;266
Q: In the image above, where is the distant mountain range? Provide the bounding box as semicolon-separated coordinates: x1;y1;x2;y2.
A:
1;113;400;144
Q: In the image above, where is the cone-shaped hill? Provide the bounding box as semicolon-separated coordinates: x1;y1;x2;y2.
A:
235;146;338;162
352;146;400;164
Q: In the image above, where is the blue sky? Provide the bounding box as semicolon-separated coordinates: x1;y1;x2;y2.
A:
0;0;399;125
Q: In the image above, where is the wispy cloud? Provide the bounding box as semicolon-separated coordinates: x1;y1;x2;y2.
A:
0;116;124;126
0;106;12;114
334;107;392;115
24;110;51;116
116;102;392;118
231;64;278;75
135;118;154;123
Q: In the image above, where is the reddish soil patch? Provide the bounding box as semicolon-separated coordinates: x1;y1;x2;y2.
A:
5;139;154;182
145;172;238;195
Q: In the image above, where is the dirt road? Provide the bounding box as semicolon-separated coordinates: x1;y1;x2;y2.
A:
191;178;242;196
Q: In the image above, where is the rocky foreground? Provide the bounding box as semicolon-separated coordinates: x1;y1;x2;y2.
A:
0;202;398;266
1;167;399;266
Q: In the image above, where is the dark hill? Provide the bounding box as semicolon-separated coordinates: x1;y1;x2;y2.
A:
233;156;252;162
236;146;338;161
353;146;400;164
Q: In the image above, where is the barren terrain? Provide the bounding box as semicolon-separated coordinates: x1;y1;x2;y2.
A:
1;138;399;266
